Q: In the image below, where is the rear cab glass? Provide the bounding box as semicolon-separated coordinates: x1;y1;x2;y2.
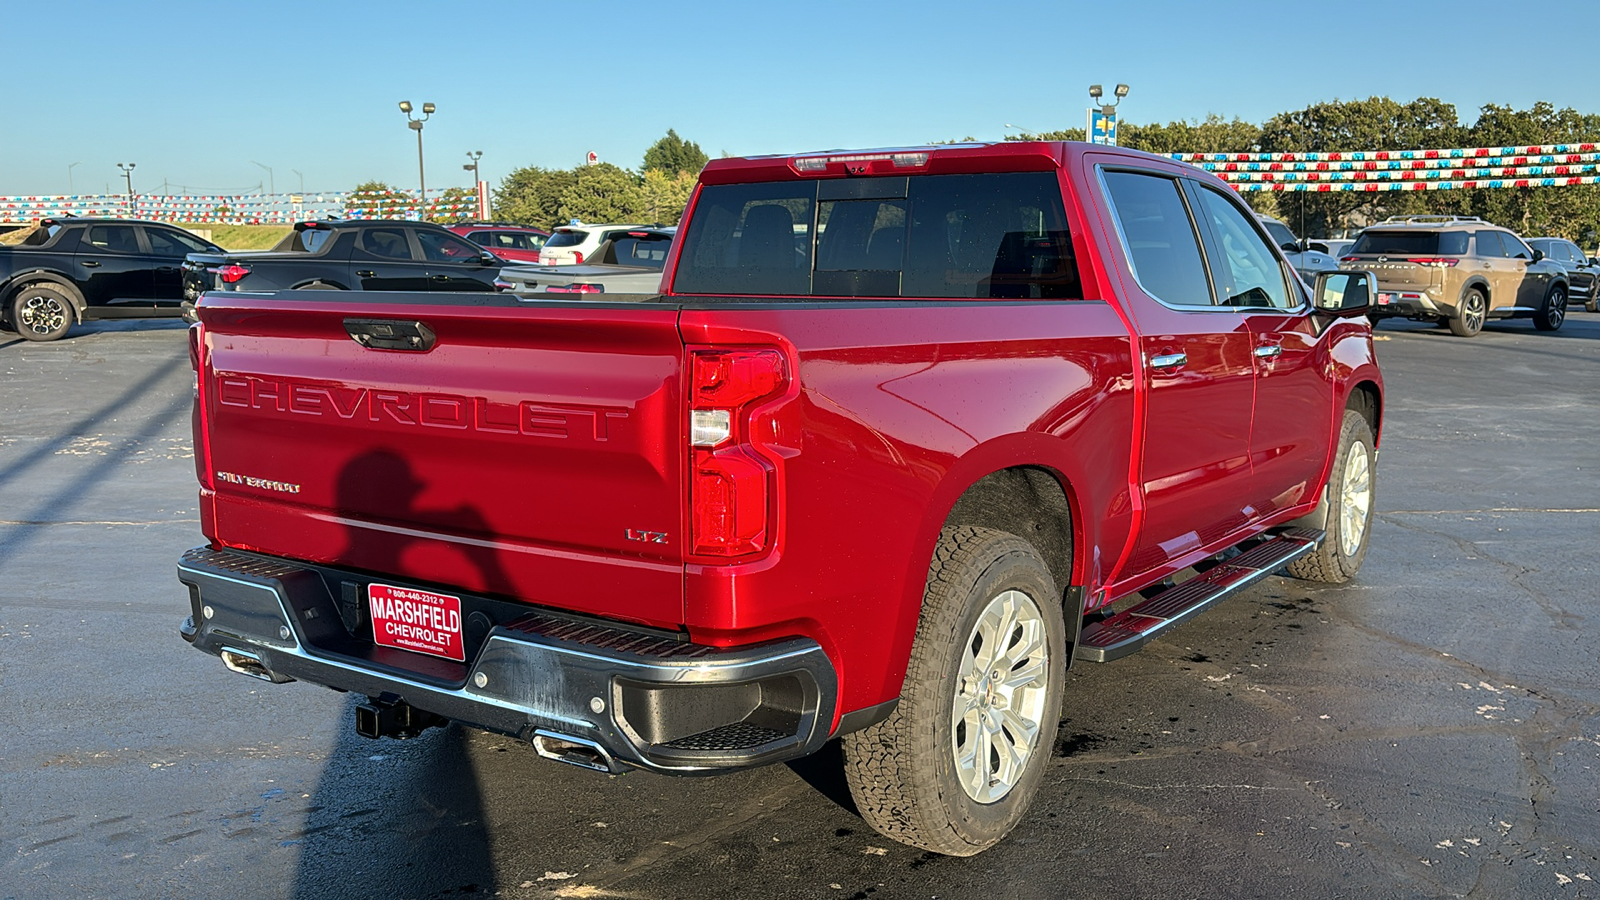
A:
1349;230;1469;256
606;236;671;269
672;172;1080;299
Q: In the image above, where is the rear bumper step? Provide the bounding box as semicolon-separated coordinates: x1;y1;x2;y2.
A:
1076;528;1323;663
177;546;837;774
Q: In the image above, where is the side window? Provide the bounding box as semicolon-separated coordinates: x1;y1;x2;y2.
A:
361;228;414;260
1193;187;1293;309
1102;171;1214;307
145;227;211;256
1475;232;1506;258
902;172;1078;299
1438;231;1470;256
83;225;141;254
1501;233;1533;261
1559;242;1579;263
417;230;482;262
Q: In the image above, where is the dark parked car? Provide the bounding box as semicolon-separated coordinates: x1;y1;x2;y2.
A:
1527;237;1600;312
446;222;550;263
0;218;223;341
183;220;506;317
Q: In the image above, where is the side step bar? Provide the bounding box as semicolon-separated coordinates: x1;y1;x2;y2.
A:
1076;528;1323;663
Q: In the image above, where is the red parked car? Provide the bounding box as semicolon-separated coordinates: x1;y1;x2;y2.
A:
445;222;550;263
179;141;1383;856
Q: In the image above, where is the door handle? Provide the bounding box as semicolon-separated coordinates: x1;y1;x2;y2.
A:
82;260;101;268
430;274;450;282
1253;345;1282;359
356;270;375;277
156;266;177;273
1150;352;1187;370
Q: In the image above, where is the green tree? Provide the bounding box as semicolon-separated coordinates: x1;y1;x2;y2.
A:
638;169;696;225
642;129;710;177
558;163;645;224
493;166;577;228
1119;114;1261;156
347;179;411;219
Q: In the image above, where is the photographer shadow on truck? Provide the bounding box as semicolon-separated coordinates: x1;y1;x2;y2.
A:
334;449;514;599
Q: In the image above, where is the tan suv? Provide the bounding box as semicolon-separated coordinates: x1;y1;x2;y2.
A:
1339;216;1569;337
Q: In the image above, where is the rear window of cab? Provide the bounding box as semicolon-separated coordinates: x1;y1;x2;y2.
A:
672;172;1081;299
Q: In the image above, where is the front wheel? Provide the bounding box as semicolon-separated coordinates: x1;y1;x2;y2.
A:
1287;409;1377;583
12;284;75;342
843;526;1065;856
1534;284;1567;331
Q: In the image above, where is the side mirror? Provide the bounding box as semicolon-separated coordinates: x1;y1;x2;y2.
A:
479;251;500;266
1279;241;1300;253
1307;241;1330;254
1313;270;1374;317
1531;249;1545;262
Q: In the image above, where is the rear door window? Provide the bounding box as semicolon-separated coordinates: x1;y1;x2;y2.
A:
83;225;141;254
672;172;1077;299
360;227;415;260
1476;232;1509;258
1101;171;1213;307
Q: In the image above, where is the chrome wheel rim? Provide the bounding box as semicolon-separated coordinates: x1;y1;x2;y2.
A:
1462;294;1485;333
952;588;1050;804
1339;440;1372;553
1548;288;1566;328
19;295;67;336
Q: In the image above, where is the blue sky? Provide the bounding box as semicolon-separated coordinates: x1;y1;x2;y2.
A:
4;0;1594;197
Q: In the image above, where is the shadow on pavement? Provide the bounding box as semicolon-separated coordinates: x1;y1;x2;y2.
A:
290;696;496;899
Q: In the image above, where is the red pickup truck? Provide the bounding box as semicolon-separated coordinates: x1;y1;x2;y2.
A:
177;141;1383;856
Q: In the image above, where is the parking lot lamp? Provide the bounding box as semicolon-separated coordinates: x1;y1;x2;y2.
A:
463;150;482;186
399;101;436;219
251;161;275;221
116;162;136;214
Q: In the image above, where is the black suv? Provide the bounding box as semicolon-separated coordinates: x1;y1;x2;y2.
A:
1;218;224;341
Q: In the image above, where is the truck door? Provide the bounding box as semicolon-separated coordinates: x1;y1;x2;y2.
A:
75;223;155;305
352;226;432;291
417;228;500;291
1187;183;1334;522
1099;169;1258;578
142;225;215;303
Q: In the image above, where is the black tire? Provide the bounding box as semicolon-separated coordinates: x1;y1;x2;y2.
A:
11;284;75;342
1534;284;1567;331
843;525;1066;856
1287;409;1376;584
1448;288;1486;337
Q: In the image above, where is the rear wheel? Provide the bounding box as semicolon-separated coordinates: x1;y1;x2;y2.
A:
11;284;74;342
1534;284;1567;331
1448;288;1486;337
843;526;1065;856
1287;409;1376;584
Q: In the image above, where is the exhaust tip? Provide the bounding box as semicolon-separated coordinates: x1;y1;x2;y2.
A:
532;730;619;773
220;647;294;684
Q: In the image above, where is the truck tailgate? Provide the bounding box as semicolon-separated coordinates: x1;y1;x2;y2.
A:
196;292;686;628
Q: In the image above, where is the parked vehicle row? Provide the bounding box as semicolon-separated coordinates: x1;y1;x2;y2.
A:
538;222;656;266
445;222;549;263
494;227;675;295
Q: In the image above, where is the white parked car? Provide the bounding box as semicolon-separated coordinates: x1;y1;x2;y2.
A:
538;222;651;265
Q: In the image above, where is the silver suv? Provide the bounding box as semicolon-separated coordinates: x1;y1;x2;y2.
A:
1338;216;1569;337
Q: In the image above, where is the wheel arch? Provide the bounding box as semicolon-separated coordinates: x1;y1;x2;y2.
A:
290;279;350;290
1458;276;1491;306
3;270;87;322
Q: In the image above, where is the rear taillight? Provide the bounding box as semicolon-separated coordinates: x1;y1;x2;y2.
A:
688;349;789;559
189;323;214;491
1405;258;1460;267
1340;256;1360;262
546;283;604;293
573;251;584;264
207;263;251;283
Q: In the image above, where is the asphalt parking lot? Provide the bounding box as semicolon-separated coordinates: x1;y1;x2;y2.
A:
2;312;1598;900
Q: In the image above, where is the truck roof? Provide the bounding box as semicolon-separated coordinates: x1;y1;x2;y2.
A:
699;141;1178;185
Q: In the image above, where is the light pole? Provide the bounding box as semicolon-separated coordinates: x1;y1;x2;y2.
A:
1004;123;1039;137
251;160;275;221
291;169;304;194
1087;83;1130;145
399;101;435;218
116;162;136;214
68;161;80;194
463;151;483;220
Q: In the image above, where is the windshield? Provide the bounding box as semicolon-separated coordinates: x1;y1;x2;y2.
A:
1261;221;1298;248
1350;230;1469;256
545;230;588;249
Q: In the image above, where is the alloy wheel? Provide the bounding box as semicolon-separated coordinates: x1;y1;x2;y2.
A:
951;588;1051;804
1339;440;1372;553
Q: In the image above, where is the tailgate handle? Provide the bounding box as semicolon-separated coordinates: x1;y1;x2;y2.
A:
343;318;436;352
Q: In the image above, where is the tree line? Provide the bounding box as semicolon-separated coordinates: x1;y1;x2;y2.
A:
348;130;708;229
1001;97;1600;245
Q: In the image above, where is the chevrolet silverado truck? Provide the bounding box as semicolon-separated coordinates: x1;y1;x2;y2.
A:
177;141;1384;856
180;219;505;317
1;217;223;341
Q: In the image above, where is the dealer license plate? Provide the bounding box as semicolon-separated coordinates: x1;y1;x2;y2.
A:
368;584;465;661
